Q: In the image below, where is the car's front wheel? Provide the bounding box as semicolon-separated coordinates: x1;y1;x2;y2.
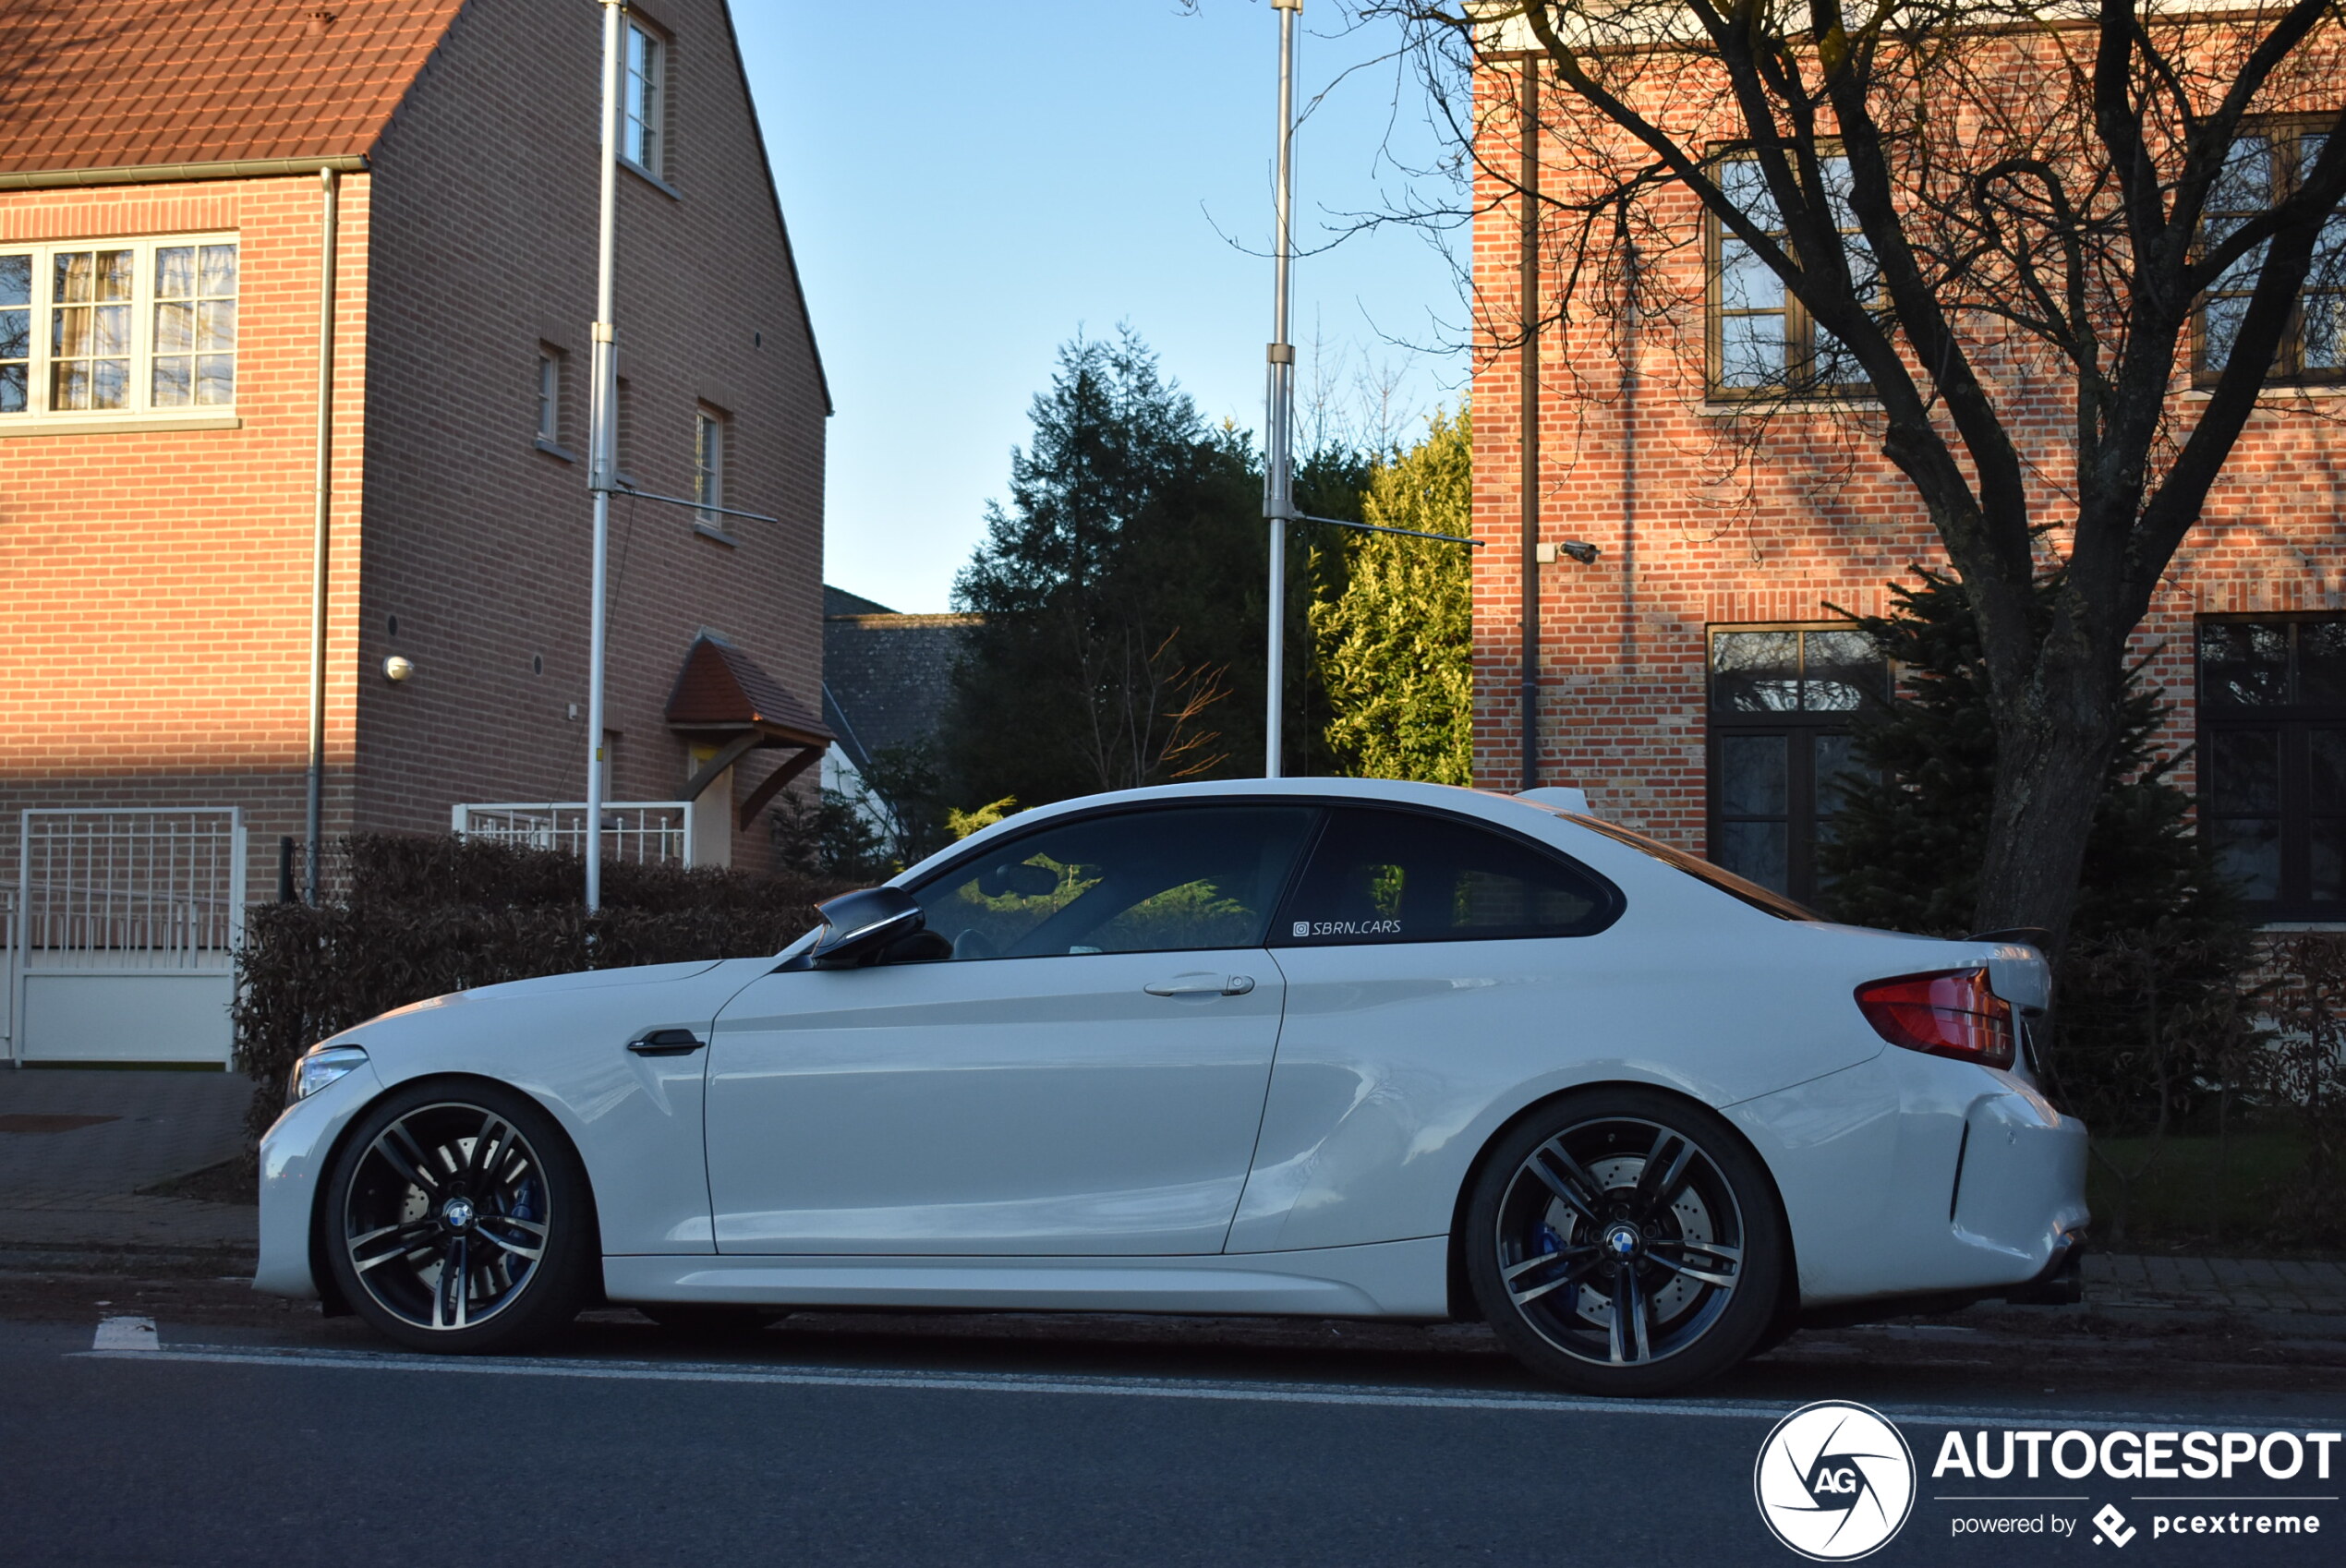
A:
322;1080;596;1354
1465;1087;1785;1396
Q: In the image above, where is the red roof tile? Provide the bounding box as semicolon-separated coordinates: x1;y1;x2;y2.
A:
0;0;466;175
665;636;832;748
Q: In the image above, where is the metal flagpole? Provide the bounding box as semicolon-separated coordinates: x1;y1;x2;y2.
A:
1264;0;1300;778
585;0;625;911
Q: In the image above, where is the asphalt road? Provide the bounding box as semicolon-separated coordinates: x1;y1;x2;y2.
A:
3;1309;2342;1568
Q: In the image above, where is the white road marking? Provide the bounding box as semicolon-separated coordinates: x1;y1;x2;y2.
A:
91;1316;158;1352
70;1341;2329;1432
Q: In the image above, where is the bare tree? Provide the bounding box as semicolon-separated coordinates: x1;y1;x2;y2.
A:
1353;0;2346;942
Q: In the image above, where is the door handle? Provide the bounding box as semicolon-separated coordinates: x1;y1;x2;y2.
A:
1143;975;1255;997
627;1028;706;1056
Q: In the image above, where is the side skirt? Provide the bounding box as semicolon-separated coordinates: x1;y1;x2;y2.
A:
602;1236;1450;1320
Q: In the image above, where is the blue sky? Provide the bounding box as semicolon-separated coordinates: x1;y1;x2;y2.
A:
735;1;1464;613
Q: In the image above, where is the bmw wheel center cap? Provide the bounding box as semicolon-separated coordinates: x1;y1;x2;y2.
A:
441;1196;475;1230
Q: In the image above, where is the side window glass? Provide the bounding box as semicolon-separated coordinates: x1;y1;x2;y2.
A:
912;806;1316;959
1274;808;1616;946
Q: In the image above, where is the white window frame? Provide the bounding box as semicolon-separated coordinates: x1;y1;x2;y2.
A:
623;22;666;177
0;232;240;429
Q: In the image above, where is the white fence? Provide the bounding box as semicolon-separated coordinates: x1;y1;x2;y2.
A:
10;808;246;1065
451;802;696;868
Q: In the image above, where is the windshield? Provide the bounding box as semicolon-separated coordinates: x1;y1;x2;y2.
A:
1524;808;1822;923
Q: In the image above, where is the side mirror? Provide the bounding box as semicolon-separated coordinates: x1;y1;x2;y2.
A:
792;887;927;970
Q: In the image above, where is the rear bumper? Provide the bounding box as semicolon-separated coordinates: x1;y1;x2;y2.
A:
1732;1050;2090;1308
2003;1224;2086;1306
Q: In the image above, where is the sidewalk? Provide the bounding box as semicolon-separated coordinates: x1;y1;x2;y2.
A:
2082;1251;2346;1316
0;1068;257;1250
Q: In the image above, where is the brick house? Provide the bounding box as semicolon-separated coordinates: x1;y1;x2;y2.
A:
0;0;828;1061
1469;30;2346;922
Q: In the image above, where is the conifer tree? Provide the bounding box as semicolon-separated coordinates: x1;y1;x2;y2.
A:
1309;408;1473;784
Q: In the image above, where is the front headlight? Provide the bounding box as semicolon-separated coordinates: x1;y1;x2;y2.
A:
289;1043;369;1105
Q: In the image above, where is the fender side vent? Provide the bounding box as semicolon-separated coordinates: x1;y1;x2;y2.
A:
1948;1123;1971;1223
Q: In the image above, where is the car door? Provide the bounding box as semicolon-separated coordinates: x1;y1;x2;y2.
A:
1227;804;1627;1254
704;802;1317;1255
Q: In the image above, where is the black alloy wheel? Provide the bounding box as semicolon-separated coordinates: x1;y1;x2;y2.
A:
1466;1087;1785;1396
323;1080;595;1354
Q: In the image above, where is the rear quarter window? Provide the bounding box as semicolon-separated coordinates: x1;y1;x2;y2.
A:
1271;806;1621;946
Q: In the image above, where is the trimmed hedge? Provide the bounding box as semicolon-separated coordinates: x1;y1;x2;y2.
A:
233;835;852;1140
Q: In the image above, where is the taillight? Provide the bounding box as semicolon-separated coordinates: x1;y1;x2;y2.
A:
1855;968;2015;1069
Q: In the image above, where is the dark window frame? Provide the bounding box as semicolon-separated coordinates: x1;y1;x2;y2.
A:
1705;624;1890;906
2195;611;2346;920
2194;115;2346;389
1703;149;1877;401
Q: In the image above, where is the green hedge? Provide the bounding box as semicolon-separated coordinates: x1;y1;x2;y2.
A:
233;835;852;1140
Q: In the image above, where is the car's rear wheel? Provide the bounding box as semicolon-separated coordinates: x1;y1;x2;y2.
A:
1465;1087;1784;1396
322;1080;596;1354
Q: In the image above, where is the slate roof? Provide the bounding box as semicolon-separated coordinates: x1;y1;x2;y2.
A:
0;0;466;176
821;588;978;774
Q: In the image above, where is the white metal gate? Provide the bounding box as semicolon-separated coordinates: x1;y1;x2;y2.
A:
10;808;246;1065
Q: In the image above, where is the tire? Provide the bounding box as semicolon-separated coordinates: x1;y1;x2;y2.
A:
637;1304;780;1337
1465;1086;1786;1396
321;1080;597;1355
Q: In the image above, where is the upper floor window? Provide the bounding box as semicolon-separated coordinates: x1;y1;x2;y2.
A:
1707;154;1874;398
624;21;666;175
2198;121;2346;386
536;348;562;446
694;406;725;518
1708;626;1889;903
2197;615;2346;917
0;235;237;423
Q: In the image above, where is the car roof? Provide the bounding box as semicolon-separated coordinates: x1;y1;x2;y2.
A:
895;777;1597;883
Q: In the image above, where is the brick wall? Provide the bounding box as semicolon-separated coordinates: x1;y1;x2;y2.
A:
1469;48;2346;855
355;0;827;874
0;174;369;890
0;0;827;894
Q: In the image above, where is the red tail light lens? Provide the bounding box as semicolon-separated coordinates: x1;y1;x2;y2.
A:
1855;968;2015;1069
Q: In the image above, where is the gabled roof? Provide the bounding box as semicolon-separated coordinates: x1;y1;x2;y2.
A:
665;634;832;749
0;0;466;179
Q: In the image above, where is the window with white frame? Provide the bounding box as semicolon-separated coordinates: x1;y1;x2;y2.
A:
694;406;725;519
624;22;665;175
0;235;238;421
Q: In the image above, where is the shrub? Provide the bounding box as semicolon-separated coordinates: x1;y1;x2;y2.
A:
233;835;850;1140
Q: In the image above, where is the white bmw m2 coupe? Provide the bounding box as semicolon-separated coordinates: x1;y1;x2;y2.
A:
257;778;2088;1395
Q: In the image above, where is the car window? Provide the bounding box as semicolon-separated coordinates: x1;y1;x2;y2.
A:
1272;807;1618;946
912;805;1318;960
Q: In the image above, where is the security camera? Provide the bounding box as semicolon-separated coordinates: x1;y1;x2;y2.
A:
383;655;416;683
1557;540;1600;565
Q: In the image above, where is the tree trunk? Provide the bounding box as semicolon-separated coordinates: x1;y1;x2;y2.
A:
1970;654;2124;947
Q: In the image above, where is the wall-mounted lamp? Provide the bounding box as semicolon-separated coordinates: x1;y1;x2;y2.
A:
383;655;415;683
1533;540;1602;565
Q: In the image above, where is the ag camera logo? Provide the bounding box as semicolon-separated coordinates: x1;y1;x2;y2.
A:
1754;1401;1917;1561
